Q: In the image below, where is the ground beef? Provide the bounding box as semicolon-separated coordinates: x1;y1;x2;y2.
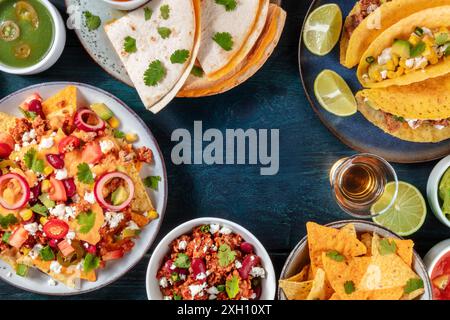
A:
32;116;48;141
383;113;402;132
345;0;386;36
136;146;153;163
9;118;32;142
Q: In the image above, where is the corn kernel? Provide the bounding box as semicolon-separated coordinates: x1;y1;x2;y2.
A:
108;116;120;129
41;180;51;193
20;248;31;255
19;209;33;221
44;166;54;176
392;54;400;66
147;210;159;220
423;35;435;47
386;60;395;71
40;217;48;225
408;34;421;46
125;133;138;143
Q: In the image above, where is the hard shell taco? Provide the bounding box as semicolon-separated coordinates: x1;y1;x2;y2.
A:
340;0;450;69
357;6;450;88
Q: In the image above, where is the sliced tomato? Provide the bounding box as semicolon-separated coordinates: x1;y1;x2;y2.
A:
43;219;69;240
9;226;29;249
81;141;102;164
58;239;75;257
48;176;67;202
0;132;14;159
102;249;124;261
58;136;80;154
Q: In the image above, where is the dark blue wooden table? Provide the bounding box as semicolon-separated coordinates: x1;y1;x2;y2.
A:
0;0;448;300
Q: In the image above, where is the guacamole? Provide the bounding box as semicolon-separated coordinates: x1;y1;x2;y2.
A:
439;167;450;218
0;0;54;68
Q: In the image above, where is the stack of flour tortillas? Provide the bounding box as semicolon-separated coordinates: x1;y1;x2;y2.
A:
105;0;286;113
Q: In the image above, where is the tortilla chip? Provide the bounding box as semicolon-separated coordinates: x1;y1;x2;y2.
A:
360;233;373;256
329;293;341;300
368;287;404;300
401;288;425;300
42;86;78;129
0;112;17;133
371;233;414;267
279;280;313;300
340;223;357;238
286;264;309;282
126;163;155;213
69;203;104;245
306;268;327;300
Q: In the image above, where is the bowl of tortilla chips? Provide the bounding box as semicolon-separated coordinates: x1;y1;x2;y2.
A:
278;220;432;300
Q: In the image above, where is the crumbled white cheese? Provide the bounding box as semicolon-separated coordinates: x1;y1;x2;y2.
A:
414;56;428;69
65;231;76;244
211;245;217;252
405;119;421;130
206;286;219;295
377;48;392;65
250;293;257;299
72;194;80;203
64;206;76;220
249;267;266;278
209;294;217;300
159;277;168;288
235;260;242;269
47;279;57;286
219;226;232;235
54;168;68;180
178;240;187;251
104;211;124;229
179;273;186;280
380;70;388;80
99;140;114;154
422;27;433;36
241;297;249;300
14;144;20;152
405;58;415;69
196;272;207;280
49;261;62;274
188;283;207;299
22;129;36;143
127;221;140;230
435;125;445;130
170;263;177;270
209;224;220;234
49;204;66;219
39;137;54;150
29;244;43;259
23;223;38;236
84;191;95;204
163;296;172;300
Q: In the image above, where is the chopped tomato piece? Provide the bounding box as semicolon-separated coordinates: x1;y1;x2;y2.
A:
81;141;102;164
9;226;29;249
102;249;124;261
48;176;67;202
0;133;15;159
20;93;42;109
43;219;69;240
58;239;75;257
58;136;80;154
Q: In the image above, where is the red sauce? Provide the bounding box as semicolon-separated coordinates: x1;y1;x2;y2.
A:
431;251;450;300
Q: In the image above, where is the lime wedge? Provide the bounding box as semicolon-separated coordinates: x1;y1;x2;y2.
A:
314;70;357;116
372;181;427;236
303;3;342;56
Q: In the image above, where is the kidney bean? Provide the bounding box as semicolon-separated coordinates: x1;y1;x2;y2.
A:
191;258;207;281
253;285;262;300
46;154;65;169
240;242;254;254
239;254;260;280
29;182;41;205
62;178;77;198
86;245;97;254
28;99;45;119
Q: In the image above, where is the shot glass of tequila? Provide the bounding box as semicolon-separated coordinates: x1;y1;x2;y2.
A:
330;153;398;218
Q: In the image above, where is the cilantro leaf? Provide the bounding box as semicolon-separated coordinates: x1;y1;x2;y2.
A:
174;253;190;269
30;203;48;216
410;41;426;58
213;32;233;51
123;36;137;53
200;225;210;233
160;5;170;19
218;244;236;267
344;281;355;295
84;253;100;272
83;11;101;31
77;163;94;184
113;130;125;139
144;7;153;21
378;239;397;255
143;175;161;190
2;232;11;243
326;250;344;262
217;284;225;292
24;148;44;173
76;210;96;234
0;214;18;229
215;0;237;11
404;278;424;294
191;66;204;78
143;60;166;87
170;49;190;64
157;27;172;39
39;245;55;261
226;275;239;299
173;292;182;300
19;108;36;120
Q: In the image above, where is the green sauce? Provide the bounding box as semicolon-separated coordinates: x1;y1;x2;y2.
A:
0;0;54;68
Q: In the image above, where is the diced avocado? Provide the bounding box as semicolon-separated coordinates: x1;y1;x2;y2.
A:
2;232;11;244
391;40;411;59
436;32;449;46
91;103;113;121
16;264;29;277
39;193;55;209
111;186;128;206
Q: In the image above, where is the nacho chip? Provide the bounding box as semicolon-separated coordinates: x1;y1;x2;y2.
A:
360;233;373;256
371;233;414;267
340;223;357;238
306;268;327;300
279;280;313;300
368;287;404;300
286;264;309;282
42;86;78;129
0;112;17;132
329;293;341;300
401;288;425;300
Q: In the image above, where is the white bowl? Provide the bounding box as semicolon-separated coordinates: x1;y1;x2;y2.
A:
424;239;450;282
100;0;149;11
0;0;66;75
427;155;450;228
146;217;276;300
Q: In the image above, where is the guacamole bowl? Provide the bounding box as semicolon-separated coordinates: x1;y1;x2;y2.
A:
0;0;65;75
427;155;450;228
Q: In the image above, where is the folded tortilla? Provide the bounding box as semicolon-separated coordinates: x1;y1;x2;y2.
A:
356;75;450;142
179;4;286;97
357;6;450;88
197;0;269;81
105;0;201;113
341;0;450;69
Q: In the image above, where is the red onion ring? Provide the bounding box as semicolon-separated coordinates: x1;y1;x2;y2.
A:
94;171;135;212
0;173;30;210
74;109;105;132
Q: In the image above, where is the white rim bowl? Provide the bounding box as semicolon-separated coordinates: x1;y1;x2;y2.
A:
100;0;149;11
427;155;450;228
146;217;276;300
0;0;66;75
424;239;450;279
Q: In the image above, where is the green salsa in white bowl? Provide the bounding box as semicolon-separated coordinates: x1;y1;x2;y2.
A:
0;0;65;75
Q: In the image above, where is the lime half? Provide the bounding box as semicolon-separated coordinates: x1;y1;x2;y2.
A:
303;3;342;56
372;181;427;236
314;70;357;116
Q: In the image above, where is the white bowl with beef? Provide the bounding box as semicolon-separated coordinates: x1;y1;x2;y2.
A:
146;217;276;300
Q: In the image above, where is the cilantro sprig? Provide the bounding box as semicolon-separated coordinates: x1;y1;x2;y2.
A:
174;253;190;269
344;281;355;295
157;27;172;39
76;210;96;234
226;275;239;299
24;148;44;173
124;36;137;53
84;253;100;272
30;203;48;216
326;250;344;262
160;5;170;20
213;32;233;51
144;60;166;87
218;244;236;267
191;66;204;78
170;49;190;64
77;163;94;184
0;214;18;229
404;278;424;294
215;0;237;11
83;11;101;31
144;7;153;21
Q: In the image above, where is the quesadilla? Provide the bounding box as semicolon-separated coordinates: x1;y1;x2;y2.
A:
357;6;450;88
356;74;450;142
341;0;450;69
179;3;286;97
104;0;201;113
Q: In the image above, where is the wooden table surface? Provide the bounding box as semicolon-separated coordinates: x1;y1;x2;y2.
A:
0;0;448;300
